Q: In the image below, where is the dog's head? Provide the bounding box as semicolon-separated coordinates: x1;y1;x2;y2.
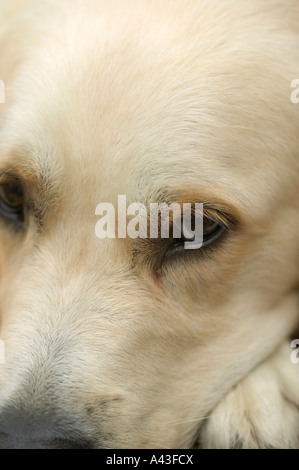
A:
0;0;298;448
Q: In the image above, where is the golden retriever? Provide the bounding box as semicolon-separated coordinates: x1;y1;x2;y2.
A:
0;0;298;449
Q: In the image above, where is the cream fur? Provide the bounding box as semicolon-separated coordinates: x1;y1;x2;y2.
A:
0;0;298;448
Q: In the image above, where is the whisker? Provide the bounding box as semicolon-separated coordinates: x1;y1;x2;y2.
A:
167;403;262;427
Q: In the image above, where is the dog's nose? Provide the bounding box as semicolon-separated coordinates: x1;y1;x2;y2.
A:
0;433;93;449
0;408;94;449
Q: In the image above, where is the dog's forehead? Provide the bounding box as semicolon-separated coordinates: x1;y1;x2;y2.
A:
1;0;298;219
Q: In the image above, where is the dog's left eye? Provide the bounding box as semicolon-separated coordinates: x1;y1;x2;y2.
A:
0;182;25;226
151;211;230;276
165;215;226;259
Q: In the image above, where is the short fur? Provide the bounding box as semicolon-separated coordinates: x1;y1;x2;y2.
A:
0;0;298;448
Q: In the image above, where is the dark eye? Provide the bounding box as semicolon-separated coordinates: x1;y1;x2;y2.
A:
164;214;227;259
0;182;25;226
201;217;225;245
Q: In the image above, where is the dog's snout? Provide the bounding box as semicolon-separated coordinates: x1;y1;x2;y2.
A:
0;408;94;449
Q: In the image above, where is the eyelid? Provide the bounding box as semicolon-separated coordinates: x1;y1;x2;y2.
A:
0;171;24;186
169;206;235;235
202;207;234;230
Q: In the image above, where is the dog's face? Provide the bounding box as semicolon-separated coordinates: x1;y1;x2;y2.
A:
0;0;298;448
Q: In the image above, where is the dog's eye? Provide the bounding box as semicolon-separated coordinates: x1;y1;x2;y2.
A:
163;213;227;261
159;210;229;266
0;182;25;226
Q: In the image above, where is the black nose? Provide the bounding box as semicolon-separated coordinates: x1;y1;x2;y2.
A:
0;433;93;449
0;408;94;449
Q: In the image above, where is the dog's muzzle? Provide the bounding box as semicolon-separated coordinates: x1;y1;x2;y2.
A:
0;407;94;449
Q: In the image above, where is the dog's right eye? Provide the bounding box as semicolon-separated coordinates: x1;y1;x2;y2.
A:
0;182;25;227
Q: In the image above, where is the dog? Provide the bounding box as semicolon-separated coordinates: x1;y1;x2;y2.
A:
0;0;298;449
